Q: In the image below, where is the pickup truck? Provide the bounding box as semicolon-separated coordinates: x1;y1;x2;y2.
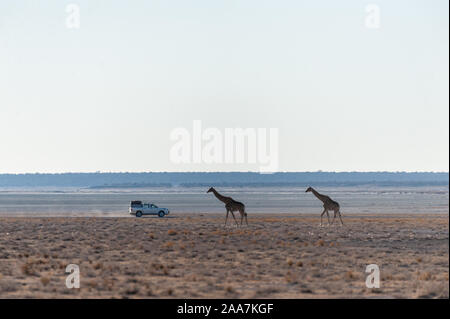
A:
129;201;170;218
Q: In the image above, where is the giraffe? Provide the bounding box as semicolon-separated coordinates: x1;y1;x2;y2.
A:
207;187;248;227
305;187;344;226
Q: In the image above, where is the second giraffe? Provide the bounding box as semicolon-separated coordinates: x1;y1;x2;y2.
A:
306;187;344;226
207;187;248;227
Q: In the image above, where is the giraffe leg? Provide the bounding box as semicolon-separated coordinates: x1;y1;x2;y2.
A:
326;210;331;225
239;209;247;227
330;209;337;225
224;210;229;227
338;210;344;226
230;211;239;227
320;209;326;226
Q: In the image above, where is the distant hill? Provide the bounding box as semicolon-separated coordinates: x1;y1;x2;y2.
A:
0;172;448;188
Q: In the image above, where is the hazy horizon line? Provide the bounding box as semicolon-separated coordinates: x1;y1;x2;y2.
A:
1;171;448;175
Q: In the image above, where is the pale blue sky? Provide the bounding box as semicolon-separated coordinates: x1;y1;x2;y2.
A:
0;0;448;173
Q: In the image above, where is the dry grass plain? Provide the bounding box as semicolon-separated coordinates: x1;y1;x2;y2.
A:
0;213;448;298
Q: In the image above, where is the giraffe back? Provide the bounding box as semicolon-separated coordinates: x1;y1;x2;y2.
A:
323;197;339;210
226;200;245;213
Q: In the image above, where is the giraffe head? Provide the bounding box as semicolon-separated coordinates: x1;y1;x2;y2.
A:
305;187;313;193
207;187;215;193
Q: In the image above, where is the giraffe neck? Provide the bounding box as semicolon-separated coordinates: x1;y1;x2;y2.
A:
211;189;229;203
311;188;326;203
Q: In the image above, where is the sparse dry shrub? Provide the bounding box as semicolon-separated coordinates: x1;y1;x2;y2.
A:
93;262;103;270
418;272;432;281
395;273;408;281
125;286;139;295
316;239;325;247
370;288;383;294
286;258;294;267
284;271;298;284
167;229;177;236
151;262;169;275
344;271;358;281
103;278;115;290
296;261;303;267
383;273;394;280
164;241;175;249
21;260;36;276
40;277;50;286
255;286;280;297
225;286;234;293
0;280;19;293
86;280;98;288
152;263;164;270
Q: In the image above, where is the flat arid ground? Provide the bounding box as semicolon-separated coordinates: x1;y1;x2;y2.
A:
0;213;448;298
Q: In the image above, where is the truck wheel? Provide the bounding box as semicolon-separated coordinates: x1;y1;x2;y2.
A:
158;211;165;218
136;211;143;217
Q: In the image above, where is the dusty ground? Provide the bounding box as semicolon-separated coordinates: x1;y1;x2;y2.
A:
0;213;448;298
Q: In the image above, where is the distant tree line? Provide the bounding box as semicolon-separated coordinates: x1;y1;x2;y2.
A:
0;172;448;188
